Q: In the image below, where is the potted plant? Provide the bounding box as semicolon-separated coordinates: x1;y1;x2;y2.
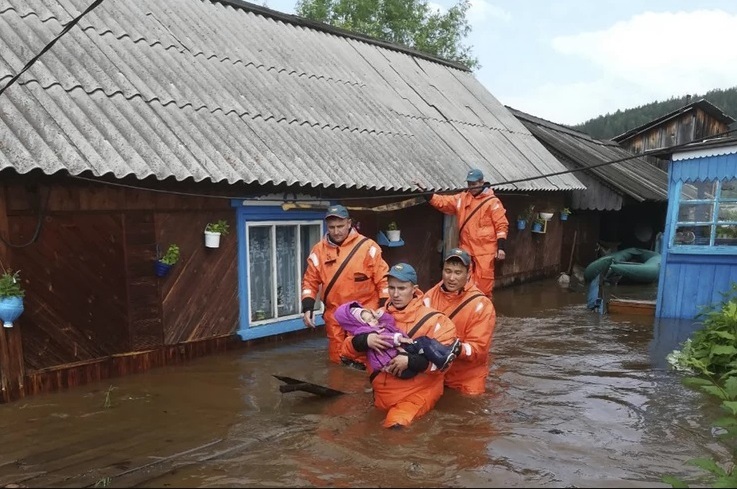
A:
205;219;230;248
386;221;401;242
155;244;180;277
517;205;535;230
561;207;572;221
531;218;545;233
0;269;24;328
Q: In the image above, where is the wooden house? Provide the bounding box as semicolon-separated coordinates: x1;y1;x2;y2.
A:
509;108;669;268
0;0;584;402
656;136;737;318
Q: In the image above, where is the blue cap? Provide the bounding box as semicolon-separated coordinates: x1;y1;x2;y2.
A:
325;204;350;219
445;248;472;267
386;263;418;284
466;168;484;182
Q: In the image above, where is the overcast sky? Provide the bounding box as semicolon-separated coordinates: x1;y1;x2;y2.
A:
261;0;737;126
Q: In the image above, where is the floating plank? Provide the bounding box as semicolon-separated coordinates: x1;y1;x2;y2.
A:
273;375;346;398
607;298;656;316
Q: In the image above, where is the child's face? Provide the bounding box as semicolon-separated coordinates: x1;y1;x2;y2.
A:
360;309;379;326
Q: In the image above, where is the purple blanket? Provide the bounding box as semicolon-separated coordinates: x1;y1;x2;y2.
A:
334;301;408;371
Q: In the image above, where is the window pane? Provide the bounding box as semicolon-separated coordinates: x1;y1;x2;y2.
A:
722;178;737;200
718;203;737;222
678;203;713;223
276;226;298;317
249;226;274;322
680;180;717;201
716;225;737;246
674;225;712;246
301;224;323;309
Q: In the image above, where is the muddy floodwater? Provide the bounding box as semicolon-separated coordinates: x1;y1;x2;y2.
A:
0;279;729;488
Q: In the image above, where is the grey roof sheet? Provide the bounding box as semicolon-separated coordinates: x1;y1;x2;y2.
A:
508;107;668;203
0;0;585;192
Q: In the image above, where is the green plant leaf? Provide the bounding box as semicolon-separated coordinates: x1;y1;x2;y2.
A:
682;377;715;386
724;377;737;400
702;385;728;400
713;475;737;488
661;475;689;488
710;345;737;357
722;401;737;416
713;416;737;427
688;457;726;476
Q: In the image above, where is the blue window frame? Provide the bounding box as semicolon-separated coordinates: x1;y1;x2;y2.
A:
671;178;737;253
234;202;325;340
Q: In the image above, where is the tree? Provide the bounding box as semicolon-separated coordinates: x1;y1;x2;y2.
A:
294;0;479;69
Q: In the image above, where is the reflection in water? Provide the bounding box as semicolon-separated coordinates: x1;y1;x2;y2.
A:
0;279;729;487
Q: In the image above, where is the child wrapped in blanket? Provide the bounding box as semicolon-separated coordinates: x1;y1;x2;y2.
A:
335;301;461;379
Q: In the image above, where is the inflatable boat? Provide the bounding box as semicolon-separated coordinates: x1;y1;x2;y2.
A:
583;248;661;284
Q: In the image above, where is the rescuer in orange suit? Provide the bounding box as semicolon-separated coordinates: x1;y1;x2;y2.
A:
424;248;497;396
302;204;389;366
341;263;458;428
423;168;509;298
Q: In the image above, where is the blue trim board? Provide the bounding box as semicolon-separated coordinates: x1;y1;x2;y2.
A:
671;153;737;183
233;201;326;341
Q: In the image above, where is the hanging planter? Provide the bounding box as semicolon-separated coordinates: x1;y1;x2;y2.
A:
531;219;544;233
561;208;572;221
0;270;24;328
516;219;527;230
155;244;180;277
386;221;401;242
205;219;230;249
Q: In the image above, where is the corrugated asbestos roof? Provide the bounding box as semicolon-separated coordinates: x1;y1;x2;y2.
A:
508;107;668;206
0;0;584;193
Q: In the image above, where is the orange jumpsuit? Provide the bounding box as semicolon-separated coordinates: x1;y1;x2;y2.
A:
341;292;457;428
302;228;389;364
429;188;509;296
424;281;496;395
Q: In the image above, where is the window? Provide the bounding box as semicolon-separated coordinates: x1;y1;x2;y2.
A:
247;221;322;325
673;178;737;248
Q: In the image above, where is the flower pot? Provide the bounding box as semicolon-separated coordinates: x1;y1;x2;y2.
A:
205;230;221;248
532;221;543;232
0;296;24;328
561;213;570;221
517;219;526;230
386;229;401;242
154;260;172;277
539;212;554;221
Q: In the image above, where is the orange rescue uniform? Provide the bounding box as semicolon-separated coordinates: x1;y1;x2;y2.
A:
429;188;509;296
341;292;457;428
302;228;389;363
424;281;496;395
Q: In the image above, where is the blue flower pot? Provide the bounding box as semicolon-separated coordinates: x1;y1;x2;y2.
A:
561;213;569;221
517;219;526;230
154;260;172;277
532;222;543;232
0;296;24;328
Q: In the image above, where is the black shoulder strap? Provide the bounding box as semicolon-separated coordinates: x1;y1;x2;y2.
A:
458;196;495;235
448;294;485;319
321;237;370;304
407;311;442;338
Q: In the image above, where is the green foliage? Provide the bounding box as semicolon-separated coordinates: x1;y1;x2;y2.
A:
667;284;737;378
295;0;479;69
517;204;535;222
574;87;737;139
159;244;180;266
561;207;571;215
387;221;399;231
206;219;230;236
0;269;24;299
665;283;737;488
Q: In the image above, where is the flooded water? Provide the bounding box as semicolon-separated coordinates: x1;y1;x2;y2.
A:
0;279;728;488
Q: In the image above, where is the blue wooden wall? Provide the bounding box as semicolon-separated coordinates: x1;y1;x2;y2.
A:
656;153;737;318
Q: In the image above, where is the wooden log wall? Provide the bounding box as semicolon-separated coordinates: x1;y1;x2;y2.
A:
0;177;240;402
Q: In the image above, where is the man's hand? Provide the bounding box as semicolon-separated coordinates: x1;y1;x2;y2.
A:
384;353;409;377
495;249;506;261
302;310;316;328
367;332;393;351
